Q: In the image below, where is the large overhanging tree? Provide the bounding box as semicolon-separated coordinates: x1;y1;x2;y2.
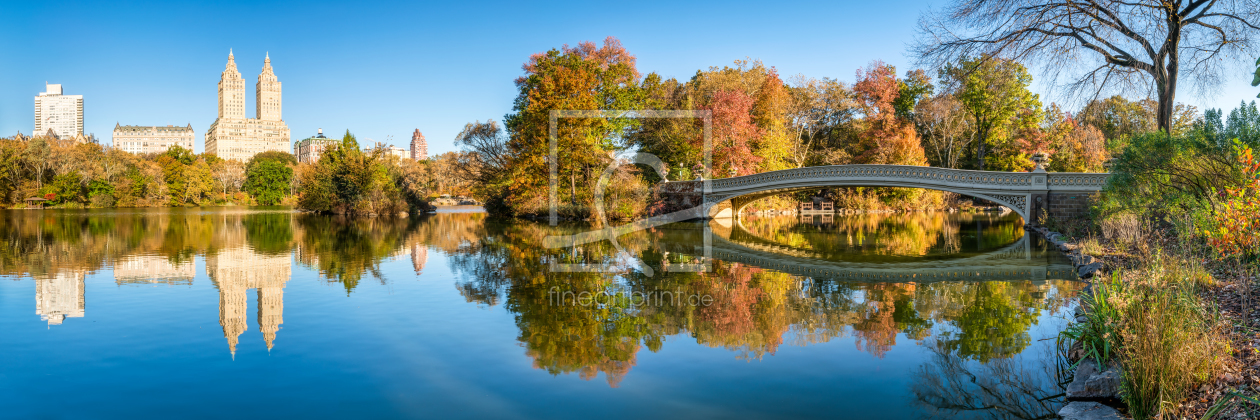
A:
914;0;1260;134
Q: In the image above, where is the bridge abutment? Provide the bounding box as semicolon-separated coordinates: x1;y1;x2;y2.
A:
1045;192;1097;222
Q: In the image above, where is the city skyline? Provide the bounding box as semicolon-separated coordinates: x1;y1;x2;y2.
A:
3;0;1259;158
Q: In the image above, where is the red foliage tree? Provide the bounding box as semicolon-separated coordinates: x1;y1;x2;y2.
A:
705;90;764;177
852;62;928;166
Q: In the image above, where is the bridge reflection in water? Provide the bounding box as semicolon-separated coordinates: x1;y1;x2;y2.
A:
654;212;1077;284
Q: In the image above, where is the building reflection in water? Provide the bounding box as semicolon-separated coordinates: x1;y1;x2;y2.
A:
113;255;195;286
208;246;292;355
35;270;86;326
411;243;428;275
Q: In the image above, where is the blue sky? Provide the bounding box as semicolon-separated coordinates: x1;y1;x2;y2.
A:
2;0;1257;156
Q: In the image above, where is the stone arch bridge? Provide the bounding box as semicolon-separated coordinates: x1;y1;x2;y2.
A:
656;164;1109;224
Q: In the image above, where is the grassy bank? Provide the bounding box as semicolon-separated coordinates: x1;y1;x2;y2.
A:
1052;131;1260;419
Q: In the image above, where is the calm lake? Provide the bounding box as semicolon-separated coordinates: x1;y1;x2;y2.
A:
0;207;1080;419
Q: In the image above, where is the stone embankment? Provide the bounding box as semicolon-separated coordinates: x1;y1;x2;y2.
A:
1028;225;1126;420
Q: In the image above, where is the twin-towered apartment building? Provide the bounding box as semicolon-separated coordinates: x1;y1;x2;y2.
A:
58;50;432;163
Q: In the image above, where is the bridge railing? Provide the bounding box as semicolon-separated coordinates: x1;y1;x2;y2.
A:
662;164;1108;193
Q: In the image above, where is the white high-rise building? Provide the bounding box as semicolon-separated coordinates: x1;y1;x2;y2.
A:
34;83;84;139
204;50;290;162
35;270;86;326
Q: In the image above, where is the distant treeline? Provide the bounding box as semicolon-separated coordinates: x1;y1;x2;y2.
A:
0;130;433;215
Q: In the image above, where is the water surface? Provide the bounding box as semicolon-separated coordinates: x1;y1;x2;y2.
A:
0;208;1079;419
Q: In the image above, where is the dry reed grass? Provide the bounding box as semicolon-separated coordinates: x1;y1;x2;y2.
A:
1102;212;1148;254
1104;252;1227;419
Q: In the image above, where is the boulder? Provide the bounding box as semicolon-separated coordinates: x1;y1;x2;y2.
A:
1078;262;1104;279
1058;401;1125;420
1080;255;1094;265
1067;358;1122;400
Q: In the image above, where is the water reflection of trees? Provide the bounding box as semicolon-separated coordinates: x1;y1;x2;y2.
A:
0;209;1078;391
442;219;1078;386
911;338;1066;420
0;209;223;278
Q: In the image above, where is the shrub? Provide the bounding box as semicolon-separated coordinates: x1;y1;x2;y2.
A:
1064;252;1226;419
1098;131;1244;222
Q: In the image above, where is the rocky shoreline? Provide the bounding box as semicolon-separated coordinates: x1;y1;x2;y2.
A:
1028;225;1126;419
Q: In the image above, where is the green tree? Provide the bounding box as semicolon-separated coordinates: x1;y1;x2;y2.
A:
244;151;296;205
894;69;933;121
245;160;293;205
297;130;415;215
940;57;1041;170
49;171;86;205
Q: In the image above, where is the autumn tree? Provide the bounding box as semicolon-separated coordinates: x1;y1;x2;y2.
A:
1077;95;1198;153
1041;107;1110;172
629;60;797;178
708;89;764;176
852;61;928;167
751;69;793;172
504;36;642;215
915;0;1260;134
628;73;699;178
212;159;245;197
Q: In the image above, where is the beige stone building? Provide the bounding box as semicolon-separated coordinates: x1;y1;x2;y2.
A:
386;145;410;160
113;124;194;154
411;243;428;275
113;254;195;286
204;51;290;162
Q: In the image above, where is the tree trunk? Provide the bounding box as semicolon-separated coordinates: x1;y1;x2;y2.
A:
975;126;988;170
1156;20;1182;135
1156;80;1174;135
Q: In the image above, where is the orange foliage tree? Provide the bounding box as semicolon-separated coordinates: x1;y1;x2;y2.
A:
852;61;928;166
1205;145;1260;261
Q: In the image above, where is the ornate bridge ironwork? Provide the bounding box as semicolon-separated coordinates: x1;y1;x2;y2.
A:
656;164;1109;222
